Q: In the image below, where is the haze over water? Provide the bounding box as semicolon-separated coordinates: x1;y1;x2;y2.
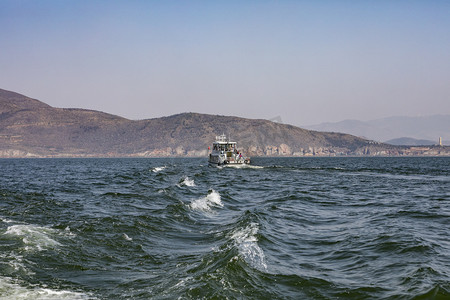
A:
0;157;449;299
1;1;449;125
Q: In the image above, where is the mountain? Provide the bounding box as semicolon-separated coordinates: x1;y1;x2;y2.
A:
304;115;450;145
1;88;448;158
385;137;436;146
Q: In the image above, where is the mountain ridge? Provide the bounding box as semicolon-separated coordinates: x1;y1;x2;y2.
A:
304;115;450;145
1;88;449;158
385;137;437;146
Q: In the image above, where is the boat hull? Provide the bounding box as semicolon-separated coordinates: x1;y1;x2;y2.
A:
208;155;250;166
208;134;250;166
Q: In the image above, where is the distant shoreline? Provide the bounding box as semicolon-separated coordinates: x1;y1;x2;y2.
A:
1;149;450;159
2;88;450;159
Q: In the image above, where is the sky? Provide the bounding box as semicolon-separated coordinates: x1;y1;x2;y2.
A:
1;0;449;126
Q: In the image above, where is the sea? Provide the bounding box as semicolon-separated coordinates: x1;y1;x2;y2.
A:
0;157;449;299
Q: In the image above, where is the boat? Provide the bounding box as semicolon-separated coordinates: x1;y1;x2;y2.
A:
208;134;250;166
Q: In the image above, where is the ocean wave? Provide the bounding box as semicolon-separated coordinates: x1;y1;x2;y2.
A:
230;222;267;271
1;217;14;224
1;157;449;299
122;233;133;241
414;284;450;299
177;176;196;187
189;190;223;211
0;252;33;276
152;166;166;173
0;276;93;300
4;224;61;252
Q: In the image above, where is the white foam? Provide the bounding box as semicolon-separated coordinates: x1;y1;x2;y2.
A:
172;276;193;288
122;233;132;241
225;164;264;169
5;224;61;252
0;252;33;276
177;176;196;187
0;276;92;300
183;177;196;187
152;166;166;173
189;190;223;211
231;223;267;271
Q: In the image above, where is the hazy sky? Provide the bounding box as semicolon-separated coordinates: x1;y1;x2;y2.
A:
1;1;449;126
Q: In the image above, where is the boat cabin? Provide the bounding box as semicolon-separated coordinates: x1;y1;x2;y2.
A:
208;134;249;165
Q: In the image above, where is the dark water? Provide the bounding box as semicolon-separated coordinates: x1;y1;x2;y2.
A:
0;157;449;299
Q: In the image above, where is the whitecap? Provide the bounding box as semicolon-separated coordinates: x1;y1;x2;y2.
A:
152;166;166;173
1;217;14;223
173;276;193;288
177;176;196;187
183;177;196;187
0;276;92;299
5;224;61;252
230;223;267;271
0;252;33;276
225;164;264;169
122;233;132;241
189;190;223;211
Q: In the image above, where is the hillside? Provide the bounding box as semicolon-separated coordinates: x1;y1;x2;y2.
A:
304;115;450;145
1;88;448;158
385;137;436;146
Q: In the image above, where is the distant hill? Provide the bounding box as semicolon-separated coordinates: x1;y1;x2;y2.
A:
304;115;450;145
0;88;51;113
385;137;436;146
1;88;448;158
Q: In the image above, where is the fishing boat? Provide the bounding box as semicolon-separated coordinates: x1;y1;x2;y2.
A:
208;134;250;166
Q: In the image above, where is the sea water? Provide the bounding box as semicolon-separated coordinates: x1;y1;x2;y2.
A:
0;157;449;299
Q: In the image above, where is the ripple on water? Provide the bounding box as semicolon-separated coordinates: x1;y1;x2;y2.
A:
0;157;449;299
189;190;223;212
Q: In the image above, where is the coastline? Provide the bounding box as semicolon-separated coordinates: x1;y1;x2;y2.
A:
1;145;450;158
